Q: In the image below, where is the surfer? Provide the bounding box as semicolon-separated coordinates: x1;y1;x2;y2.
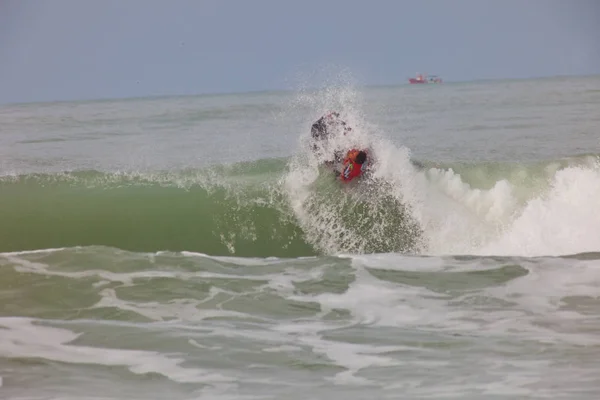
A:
309;112;423;180
337;149;370;183
309;112;372;182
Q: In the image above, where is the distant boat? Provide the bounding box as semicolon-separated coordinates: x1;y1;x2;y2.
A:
409;73;442;84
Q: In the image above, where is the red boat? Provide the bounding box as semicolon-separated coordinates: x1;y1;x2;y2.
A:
409;73;442;84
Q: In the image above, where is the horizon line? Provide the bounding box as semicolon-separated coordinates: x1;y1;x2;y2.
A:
2;72;598;107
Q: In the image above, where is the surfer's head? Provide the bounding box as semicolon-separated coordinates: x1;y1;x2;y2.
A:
354;151;367;165
347;149;367;165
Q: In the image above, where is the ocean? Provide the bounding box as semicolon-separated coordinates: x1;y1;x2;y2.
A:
1;75;599;399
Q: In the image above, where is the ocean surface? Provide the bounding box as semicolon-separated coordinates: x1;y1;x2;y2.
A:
1;75;600;399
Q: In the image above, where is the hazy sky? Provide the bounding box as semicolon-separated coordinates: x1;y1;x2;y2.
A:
1;0;599;103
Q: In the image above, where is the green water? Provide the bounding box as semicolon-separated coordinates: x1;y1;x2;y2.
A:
1;77;600;399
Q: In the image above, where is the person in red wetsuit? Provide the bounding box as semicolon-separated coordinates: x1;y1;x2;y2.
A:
339;149;369;183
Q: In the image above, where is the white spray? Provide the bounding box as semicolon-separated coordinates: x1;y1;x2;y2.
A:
283;84;600;257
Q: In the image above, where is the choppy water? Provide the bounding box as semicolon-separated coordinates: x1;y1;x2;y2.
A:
1;75;600;399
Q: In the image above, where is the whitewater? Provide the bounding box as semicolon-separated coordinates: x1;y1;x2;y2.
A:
1;75;600;399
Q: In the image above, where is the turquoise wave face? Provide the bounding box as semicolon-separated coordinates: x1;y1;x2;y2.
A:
0;160;422;257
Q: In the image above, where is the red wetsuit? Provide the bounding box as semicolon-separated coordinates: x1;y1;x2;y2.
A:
340;149;368;183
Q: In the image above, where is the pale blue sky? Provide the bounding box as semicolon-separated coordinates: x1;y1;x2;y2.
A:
1;0;599;103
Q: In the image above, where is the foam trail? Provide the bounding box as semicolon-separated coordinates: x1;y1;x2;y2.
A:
0;317;231;384
373;154;600;256
481;164;600;256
